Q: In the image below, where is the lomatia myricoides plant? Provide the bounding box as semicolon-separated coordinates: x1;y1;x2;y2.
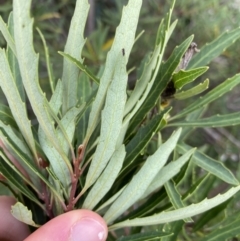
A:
1;0;240;240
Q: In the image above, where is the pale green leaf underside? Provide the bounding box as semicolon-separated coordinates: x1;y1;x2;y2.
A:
0;15;16;55
37;79;72;190
56;107;81;155
11;202;40;227
84;53;127;191
46;167;65;214
77;74;92;144
109;185;240;230
0;49;37;160
61;0;89;113
86;0;143;141
13;0;71;179
83;145;126;210
38;127;71;190
49;80;63;114
6;13;25;103
104;129;182;224
142;148;195;199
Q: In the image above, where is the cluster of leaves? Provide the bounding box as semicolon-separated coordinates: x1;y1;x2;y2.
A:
1;0;240;240
101;0;240;163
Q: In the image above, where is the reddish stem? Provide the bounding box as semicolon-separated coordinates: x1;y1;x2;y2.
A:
66;144;85;211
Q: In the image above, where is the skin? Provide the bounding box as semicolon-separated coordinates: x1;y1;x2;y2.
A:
0;196;108;241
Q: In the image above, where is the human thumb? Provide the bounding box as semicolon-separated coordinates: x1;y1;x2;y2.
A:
25;209;108;241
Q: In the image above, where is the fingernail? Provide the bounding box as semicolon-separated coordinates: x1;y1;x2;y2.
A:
68;217;107;241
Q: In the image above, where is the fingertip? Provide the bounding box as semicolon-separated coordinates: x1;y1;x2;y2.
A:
0;196;30;241
25;209;108;241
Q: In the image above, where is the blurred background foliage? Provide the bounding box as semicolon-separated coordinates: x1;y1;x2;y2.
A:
0;0;240;199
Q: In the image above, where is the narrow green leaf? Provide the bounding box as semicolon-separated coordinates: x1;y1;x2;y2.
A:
0;121;32;161
173;67;208;89
193;199;231;231
171;74;240;120
179;107;207;140
127;36;194;134
177;143;239;185
188;27;240;68
127;17;178;122
118;108;170;181
11;202;41;227
38;127;71;191
170;111;240;127
85;0;142;141
198;217;240;241
56;106;82;155
182;174;211;201
174;79;209;100
46;82;79;158
0;130;65;205
84;53;127;191
118;189;168;221
124;44;161;116
46;85;81;159
13;0;71;177
142;148;195;199
59;52;99;85
0;125;41;189
104;129;182;224
37;27;55;93
109;185;240;230
155;19;165;46
155;0;177;47
119;17;176;136
78;73;92;105
165;180;193;223
83;145;126;210
61;0;89;114
96;186;126;213
37;80;73;191
0;48;37;160
0;127;64;207
77;74;92;144
165;0;176;30
0;157;43;209
162;221;184;241
220;211;240;227
49;80;63;114
116;231;172;241
46;167;65;215
0;104;17;129
6;12;25;102
0;15;16;55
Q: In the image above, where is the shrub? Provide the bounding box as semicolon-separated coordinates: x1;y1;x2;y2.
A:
1;0;240;240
